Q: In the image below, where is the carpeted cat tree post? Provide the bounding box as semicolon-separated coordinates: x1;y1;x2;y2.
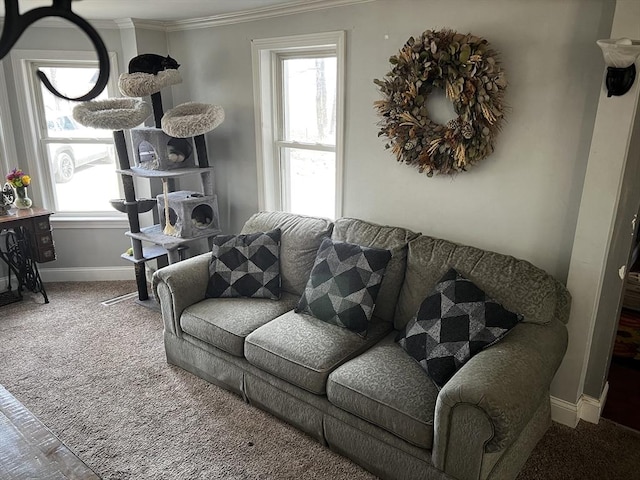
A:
73;98;153;300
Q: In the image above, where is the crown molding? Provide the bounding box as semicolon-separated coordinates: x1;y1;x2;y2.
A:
114;18;168;31
2;1;376;34
164;0;376;32
0;16;119;29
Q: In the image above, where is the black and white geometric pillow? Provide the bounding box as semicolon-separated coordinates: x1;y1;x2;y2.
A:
295;238;392;336
205;229;281;300
396;268;523;387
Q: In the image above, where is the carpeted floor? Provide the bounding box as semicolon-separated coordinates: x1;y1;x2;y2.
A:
1;281;639;480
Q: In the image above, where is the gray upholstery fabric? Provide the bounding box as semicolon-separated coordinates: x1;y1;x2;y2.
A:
438;403;494;480
241;211;333;296
152;252;211;337
165;323;558;480
180;292;299;357
244;373;327;444
245;310;392;394
164;331;245;396
432;319;568;463
156;217;571;480
481;395;551;480
324;416;450;480
332;217;419;322
327;333;437;449
553;278;572;324
394;235;563;330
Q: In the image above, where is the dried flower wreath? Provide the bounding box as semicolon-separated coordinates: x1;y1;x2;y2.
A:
374;29;507;176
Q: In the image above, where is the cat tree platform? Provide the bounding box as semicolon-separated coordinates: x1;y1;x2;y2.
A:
72;98;151;130
118;69;182;97
161;102;225;138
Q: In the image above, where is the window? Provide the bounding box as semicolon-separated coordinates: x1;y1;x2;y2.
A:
252;32;344;219
11;50;122;217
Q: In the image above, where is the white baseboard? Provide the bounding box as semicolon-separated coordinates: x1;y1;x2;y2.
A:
579;382;609;424
550;395;580;427
550;382;609;427
38;266;136;282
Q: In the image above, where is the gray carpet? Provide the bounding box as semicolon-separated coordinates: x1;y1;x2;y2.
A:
1;281;639;480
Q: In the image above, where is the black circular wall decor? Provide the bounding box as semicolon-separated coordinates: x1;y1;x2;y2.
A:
374;29;507;176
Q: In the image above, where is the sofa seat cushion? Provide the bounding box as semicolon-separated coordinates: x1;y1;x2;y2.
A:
180;292;299;357
326;333;438;449
245;310;392;394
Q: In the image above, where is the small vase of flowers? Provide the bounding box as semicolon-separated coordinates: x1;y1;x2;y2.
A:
6;168;33;209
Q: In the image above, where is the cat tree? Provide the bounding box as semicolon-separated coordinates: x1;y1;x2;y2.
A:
73;60;225;304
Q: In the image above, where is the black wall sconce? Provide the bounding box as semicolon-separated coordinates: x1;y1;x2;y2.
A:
597;38;640;98
0;0;109;101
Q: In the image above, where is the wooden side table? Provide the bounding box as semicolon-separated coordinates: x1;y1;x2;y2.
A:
0;208;56;305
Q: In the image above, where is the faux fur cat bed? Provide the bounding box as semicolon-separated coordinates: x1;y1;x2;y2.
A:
118;69;182;97
161;102;225;138
72;98;151;130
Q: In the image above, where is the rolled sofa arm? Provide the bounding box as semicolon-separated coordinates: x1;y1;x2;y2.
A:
432;319;568;480
152;252;211;337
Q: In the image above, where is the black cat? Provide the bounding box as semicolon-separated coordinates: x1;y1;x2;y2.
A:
128;54;180;75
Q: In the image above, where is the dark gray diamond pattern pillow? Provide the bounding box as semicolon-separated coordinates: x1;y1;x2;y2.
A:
295;238;392;336
206;229;281;300
396;268;523;387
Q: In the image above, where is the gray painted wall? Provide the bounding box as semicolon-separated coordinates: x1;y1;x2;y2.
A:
167;0;611;283
0;0;625;407
163;0;615;405
1;24;133;279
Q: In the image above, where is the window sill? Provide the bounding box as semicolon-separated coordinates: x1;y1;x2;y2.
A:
51;215;129;229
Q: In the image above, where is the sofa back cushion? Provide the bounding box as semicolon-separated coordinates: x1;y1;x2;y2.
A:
241;211;333;296
332;218;419;322
394;235;563;330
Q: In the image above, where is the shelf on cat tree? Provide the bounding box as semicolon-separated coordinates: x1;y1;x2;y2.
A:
116;167;214;178
126;224;221;251
120;244;170;264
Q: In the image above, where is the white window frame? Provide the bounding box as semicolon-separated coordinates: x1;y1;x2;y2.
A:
252;31;345;219
0;62;18;176
10;49;124;225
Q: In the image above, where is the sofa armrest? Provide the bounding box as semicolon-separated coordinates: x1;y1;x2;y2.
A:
152;252;211;337
432;319;568;480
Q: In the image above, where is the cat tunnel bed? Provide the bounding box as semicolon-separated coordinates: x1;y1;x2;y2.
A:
72;98;151;130
118;69;182;98
161;102;225;138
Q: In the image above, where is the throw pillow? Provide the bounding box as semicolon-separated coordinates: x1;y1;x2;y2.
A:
205;229;281;300
295;237;392;336
396;268;523;387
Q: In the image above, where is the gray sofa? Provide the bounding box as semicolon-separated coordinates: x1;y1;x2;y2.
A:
152;211;570;480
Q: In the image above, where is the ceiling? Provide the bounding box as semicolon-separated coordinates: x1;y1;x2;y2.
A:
1;0;313;22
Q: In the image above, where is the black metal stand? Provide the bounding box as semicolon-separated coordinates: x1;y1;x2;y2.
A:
0;227;49;304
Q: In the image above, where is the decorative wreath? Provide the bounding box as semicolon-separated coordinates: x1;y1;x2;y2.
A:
374;29;507;176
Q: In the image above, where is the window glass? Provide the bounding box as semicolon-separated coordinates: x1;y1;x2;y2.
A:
282;57;337;146
281;147;335;218
37;65;120;213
